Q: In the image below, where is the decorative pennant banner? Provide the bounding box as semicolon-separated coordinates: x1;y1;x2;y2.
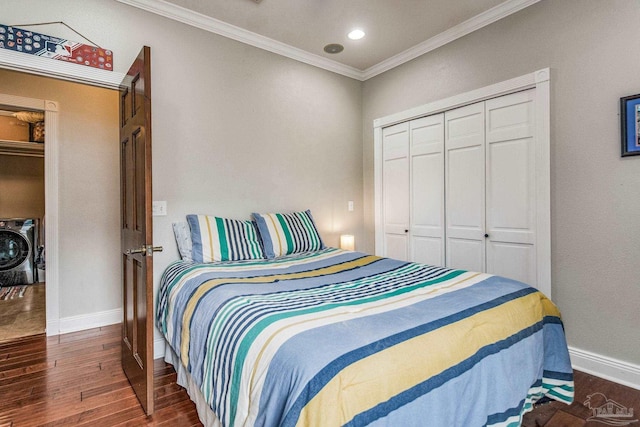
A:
0;23;113;71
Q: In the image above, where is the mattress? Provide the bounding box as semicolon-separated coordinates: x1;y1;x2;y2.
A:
157;248;573;426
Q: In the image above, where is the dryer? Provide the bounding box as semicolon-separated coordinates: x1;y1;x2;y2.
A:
0;219;36;286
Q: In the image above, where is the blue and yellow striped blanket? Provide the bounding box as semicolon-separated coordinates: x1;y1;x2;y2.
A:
157;248;573;426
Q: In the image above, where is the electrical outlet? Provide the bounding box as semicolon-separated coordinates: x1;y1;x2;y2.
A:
152;201;167;216
348;201;354;212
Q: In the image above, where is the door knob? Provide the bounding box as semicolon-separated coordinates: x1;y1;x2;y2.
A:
147;246;164;255
126;246;146;255
126;245;164;256
484;234;489;238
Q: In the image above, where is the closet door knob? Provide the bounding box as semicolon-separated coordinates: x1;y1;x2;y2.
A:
405;229;409;233
484;234;489;238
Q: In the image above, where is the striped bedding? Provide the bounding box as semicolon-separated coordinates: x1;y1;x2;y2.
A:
253;210;324;258
157;248;573;427
187;215;265;263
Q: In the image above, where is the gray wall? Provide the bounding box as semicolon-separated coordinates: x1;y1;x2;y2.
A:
1;1;364;337
362;0;640;364
2;0;637;366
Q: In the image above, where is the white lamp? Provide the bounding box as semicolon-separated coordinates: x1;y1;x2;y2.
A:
340;234;355;251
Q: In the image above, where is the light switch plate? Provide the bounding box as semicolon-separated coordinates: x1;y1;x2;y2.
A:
348;201;354;212
153;201;167;216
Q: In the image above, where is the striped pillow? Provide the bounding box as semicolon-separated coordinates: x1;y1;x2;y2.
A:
186;215;264;263
252;210;324;259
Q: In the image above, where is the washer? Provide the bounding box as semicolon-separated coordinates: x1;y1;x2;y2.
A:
0;218;37;286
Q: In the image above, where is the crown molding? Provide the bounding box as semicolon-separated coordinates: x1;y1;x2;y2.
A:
0;0;540;85
115;0;364;80
117;0;540;82
0;48;124;89
362;0;542;80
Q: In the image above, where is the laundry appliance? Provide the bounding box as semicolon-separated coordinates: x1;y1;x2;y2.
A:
0;218;37;286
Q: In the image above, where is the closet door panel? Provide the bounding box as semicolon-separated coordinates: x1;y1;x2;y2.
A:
445;102;485;271
383;159;409;228
445;104;485;150
487;139;534;241
412;154;441;228
410;114;444;266
412;237;443;266
486;90;534;143
485;90;536;285
382;122;410;261
487;242;535;285
447;147;483;233
386;234;409;262
447;238;484;273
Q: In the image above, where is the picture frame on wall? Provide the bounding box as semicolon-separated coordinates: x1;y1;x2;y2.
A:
620;93;640;157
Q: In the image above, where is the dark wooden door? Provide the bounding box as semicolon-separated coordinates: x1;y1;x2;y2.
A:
120;46;155;415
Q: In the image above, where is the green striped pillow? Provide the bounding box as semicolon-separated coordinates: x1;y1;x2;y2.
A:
252;210;325;259
187;215;264;263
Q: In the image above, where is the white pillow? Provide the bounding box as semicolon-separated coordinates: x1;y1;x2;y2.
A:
172;222;193;262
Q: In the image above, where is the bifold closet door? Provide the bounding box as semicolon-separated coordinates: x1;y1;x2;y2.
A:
445;102;485;272
485;89;537;286
382;122;410;261
410;115;444;266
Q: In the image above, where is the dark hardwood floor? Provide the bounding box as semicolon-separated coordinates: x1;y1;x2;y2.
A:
523;369;640;427
0;324;200;426
0;324;638;426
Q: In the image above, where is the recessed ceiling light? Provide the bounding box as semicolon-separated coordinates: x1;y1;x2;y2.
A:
324;43;344;54
348;29;365;40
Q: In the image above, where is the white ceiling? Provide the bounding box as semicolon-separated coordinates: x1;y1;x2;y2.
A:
118;0;541;80
162;0;509;71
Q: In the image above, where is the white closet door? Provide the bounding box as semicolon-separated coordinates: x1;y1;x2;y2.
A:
382;122;410;261
485;89;537;285
445;102;485;272
410;114;444;266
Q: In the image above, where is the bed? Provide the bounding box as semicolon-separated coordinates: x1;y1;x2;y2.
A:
156;246;574;427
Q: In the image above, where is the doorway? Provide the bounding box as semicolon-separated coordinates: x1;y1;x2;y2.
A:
0;70;120;340
0;145;46;341
0;92;57;340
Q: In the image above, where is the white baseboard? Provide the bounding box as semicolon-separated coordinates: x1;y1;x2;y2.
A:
58;308;122;334
569;346;640;391
154;338;166;359
46;319;59;337
51;308;167;358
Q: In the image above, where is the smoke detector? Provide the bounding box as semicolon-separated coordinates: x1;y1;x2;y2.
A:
324;44;344;54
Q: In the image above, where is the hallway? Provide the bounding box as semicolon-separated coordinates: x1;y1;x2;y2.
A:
0;283;45;342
